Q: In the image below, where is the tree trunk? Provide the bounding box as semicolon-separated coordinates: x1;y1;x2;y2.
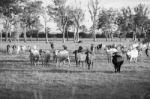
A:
17;31;20;43
45;21;49;43
124;31;127;40
74;32;76;43
30;36;32;41
66;29;69;41
110;33;113;41
0;32;2;42
138;35;140;42
36;31;39;41
73;25;76;43
93;18;96;42
62;31;65;43
119;36;121;41
24;26;27;42
93;32;96;42
5;31;8;42
93;29;96;42
132;31;136;41
46;33;48;43
105;33;108;41
62;23;67;43
76;27;79;42
144;32;146;39
106;37;108;41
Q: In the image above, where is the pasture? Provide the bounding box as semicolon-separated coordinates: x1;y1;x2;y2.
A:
0;39;150;99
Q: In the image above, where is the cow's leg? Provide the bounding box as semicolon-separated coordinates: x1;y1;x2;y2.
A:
79;61;80;67
130;57;132;62
56;59;59;67
82;62;84;68
135;58;137;63
92;62;94;69
88;64;90;70
68;58;71;67
59;61;61;67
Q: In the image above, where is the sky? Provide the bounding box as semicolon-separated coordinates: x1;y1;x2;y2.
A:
39;0;150;33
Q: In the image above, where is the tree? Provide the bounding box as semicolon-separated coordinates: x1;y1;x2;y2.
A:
119;5;149;41
97;9;118;41
19;1;43;41
40;6;50;43
134;4;149;40
0;0;27;41
70;7;84;42
88;0;100;42
117;7;134;40
47;0;73;43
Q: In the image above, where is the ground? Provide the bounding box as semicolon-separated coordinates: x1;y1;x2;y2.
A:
0;39;150;99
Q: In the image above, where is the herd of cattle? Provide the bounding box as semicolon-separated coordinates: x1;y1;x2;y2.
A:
5;41;150;73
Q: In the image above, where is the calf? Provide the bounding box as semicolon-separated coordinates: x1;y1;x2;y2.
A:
112;52;124;73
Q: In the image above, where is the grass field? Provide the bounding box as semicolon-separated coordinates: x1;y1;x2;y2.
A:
0;39;150;99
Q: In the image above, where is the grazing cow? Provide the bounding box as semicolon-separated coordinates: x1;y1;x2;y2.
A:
112;52;124;73
85;50;96;70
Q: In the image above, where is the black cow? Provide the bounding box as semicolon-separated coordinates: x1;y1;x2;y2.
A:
112;52;124;73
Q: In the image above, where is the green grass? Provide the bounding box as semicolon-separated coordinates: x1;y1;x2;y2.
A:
0;39;149;99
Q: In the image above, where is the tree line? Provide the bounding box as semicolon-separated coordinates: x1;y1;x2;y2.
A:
0;0;150;43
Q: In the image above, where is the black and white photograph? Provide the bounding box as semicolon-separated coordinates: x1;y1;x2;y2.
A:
0;0;150;99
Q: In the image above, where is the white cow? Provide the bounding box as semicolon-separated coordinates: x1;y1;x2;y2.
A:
127;49;139;62
55;50;71;67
